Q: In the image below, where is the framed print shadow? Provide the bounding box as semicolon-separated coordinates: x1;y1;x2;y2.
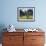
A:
17;7;35;22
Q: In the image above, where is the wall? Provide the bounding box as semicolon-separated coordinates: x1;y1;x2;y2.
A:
0;0;46;30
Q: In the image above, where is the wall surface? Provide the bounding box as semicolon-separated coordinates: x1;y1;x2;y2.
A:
0;0;46;44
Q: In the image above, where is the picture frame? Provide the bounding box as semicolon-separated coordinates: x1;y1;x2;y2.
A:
17;7;35;22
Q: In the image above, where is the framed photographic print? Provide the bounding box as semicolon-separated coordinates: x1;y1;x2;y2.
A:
17;7;35;22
